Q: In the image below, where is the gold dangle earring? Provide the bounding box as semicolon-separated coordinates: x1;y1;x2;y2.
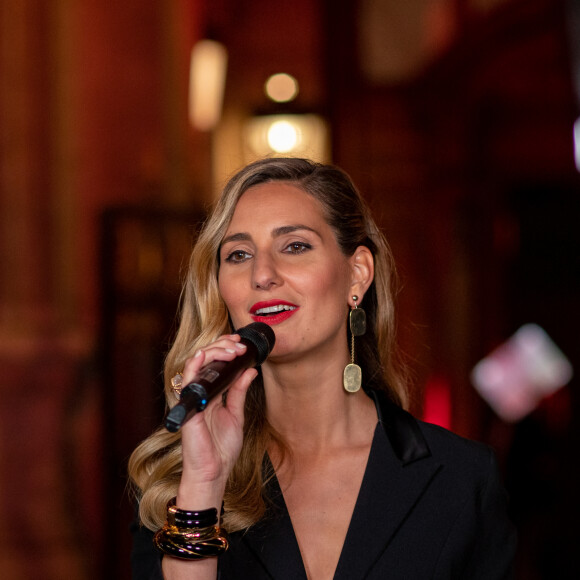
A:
343;295;366;393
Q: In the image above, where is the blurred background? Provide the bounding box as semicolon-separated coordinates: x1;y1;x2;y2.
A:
1;0;579;578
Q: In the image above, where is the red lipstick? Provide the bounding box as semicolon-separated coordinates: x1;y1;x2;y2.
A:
250;300;299;325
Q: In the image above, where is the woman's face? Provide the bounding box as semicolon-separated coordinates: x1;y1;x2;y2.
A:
218;182;355;362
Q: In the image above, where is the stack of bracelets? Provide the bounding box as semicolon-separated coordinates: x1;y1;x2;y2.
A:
153;498;229;560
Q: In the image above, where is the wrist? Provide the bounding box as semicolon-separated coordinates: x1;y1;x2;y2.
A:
176;479;226;512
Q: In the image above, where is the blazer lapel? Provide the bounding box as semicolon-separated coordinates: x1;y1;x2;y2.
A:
240;467;308;580
334;390;441;580
237;390;439;580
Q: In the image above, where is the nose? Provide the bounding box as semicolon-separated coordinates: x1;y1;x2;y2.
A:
251;252;281;290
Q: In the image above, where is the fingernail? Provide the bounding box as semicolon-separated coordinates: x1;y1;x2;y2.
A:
194;350;202;358
235;342;247;350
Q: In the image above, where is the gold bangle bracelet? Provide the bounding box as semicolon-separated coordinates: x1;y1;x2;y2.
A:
154;525;229;560
164;524;221;541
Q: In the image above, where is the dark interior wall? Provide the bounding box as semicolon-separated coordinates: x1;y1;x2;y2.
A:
0;2;206;579
326;0;579;432
325;2;580;577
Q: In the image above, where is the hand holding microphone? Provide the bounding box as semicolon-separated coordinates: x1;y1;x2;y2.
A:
165;322;276;432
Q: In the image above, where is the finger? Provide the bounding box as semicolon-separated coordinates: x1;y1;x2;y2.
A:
182;337;247;382
200;340;247;365
183;347;205;377
202;365;256;421
223;368;258;417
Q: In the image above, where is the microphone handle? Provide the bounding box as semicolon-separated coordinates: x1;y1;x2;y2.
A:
164;340;259;432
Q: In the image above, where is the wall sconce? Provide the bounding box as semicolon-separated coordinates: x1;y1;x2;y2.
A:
188;39;228;131
243;73;330;162
244;113;330;161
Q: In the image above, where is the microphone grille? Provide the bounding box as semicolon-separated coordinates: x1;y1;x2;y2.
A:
237;322;276;365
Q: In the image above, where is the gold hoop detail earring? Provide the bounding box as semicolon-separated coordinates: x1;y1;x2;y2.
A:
343;295;366;393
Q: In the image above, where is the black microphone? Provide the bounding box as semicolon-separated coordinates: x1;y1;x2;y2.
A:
164;322;275;432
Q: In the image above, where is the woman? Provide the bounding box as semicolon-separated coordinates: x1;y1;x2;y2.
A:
129;157;515;579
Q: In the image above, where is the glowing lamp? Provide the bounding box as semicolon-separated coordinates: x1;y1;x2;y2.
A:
189;40;228;131
244;113;330;162
264;73;299;103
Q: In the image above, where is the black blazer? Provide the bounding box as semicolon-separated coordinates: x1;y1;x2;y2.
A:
131;390;516;579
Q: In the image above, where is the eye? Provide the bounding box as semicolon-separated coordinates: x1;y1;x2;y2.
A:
284;242;312;254
225;249;252;263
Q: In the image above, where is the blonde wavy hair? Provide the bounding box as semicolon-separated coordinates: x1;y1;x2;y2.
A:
128;157;409;533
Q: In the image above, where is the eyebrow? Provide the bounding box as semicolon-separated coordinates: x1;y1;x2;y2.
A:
220;224;321;247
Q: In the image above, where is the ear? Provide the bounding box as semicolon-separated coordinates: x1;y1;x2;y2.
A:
348;246;374;306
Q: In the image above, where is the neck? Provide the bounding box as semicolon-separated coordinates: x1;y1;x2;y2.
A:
261;358;376;453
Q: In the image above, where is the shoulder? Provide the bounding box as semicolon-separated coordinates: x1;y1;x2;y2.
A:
382;398;509;520
419;418;493;463
416;418;499;488
370;388;498;478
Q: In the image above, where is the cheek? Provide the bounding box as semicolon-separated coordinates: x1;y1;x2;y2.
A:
217;272;239;314
302;263;351;310
315;262;351;294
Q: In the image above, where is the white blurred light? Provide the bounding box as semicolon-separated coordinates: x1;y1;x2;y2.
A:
574;117;580;172
264;73;299;103
471;324;573;422
244;114;330;162
267;121;299;153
